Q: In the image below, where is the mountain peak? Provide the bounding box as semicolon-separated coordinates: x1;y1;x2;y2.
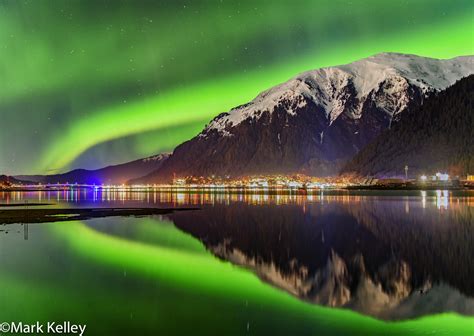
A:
203;53;473;136
136;53;473;182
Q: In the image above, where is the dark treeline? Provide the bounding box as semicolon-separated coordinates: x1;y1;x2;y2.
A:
342;75;474;177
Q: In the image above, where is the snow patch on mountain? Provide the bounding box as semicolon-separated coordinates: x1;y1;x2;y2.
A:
142;153;170;162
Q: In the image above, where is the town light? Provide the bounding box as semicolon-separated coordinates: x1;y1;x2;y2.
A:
435;172;449;181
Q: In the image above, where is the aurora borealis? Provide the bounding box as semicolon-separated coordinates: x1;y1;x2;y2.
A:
2;216;473;335
1;0;473;174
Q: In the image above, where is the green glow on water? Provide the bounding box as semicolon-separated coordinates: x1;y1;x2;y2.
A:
1;214;472;335
27;219;470;335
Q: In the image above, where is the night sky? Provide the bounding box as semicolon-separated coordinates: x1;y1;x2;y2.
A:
1;0;473;174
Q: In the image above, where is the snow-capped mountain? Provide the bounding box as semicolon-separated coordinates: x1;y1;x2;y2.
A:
136;53;473;182
206;53;472;132
342;74;474;178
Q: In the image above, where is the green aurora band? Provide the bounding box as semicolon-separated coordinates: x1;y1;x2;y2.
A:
0;0;473;174
1;218;472;335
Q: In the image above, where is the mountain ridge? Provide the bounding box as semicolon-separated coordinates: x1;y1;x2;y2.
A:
341;75;474;178
15;153;170;185
133;53;473;183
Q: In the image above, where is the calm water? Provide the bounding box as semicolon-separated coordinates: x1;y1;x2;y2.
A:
1;190;473;335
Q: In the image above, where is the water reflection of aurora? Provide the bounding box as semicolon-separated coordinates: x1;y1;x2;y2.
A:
1;218;472;335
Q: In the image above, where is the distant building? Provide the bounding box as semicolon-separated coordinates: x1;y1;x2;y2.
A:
433;172;450;181
173;178;186;186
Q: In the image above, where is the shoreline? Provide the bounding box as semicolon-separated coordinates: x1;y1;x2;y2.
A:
0;207;199;225
1;186;472;194
345;185;472;191
0;203;55;207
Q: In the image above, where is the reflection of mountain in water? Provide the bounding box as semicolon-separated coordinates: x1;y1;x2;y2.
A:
170;199;474;319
